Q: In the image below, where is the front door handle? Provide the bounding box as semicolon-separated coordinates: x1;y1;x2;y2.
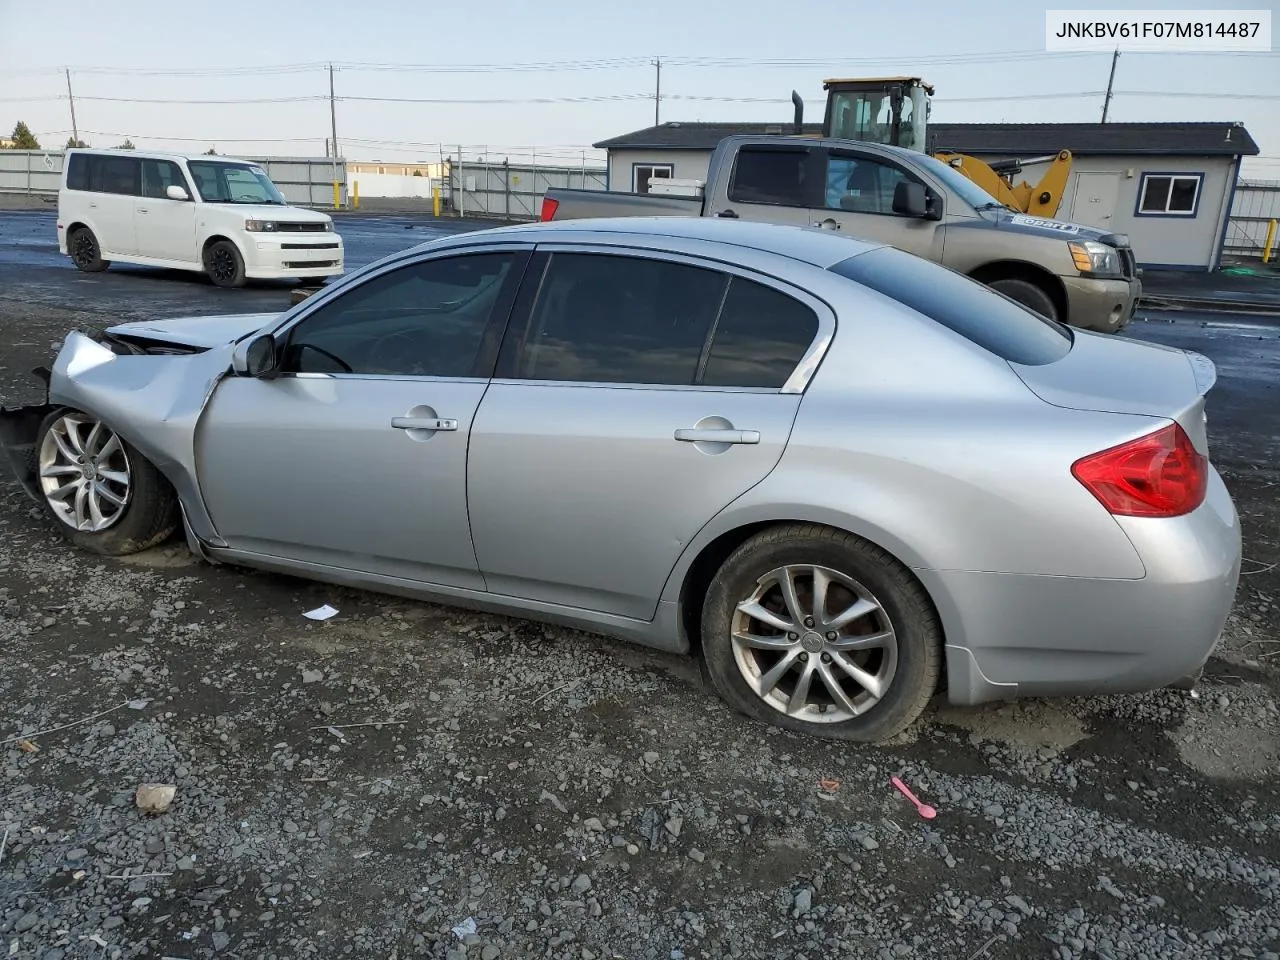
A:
137;208;149;214
674;428;760;444
392;416;458;431
817;218;842;230
716;209;739;219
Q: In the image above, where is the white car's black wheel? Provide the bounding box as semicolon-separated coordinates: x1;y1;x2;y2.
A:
700;524;941;743
68;227;110;273
36;409;179;556
204;240;247;288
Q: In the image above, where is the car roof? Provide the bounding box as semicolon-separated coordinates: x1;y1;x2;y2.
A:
65;148;253;164
427;216;886;269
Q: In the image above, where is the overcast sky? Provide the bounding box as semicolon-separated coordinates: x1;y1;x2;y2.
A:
1;0;1277;177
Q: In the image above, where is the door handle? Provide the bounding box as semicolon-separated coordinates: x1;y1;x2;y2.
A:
817;218;842;230
716;209;739;219
674;428;760;444
137;208;149;214
391;416;458;431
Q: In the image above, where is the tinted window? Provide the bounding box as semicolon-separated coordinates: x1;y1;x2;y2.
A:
702;278;819;388
66;154;90;191
97;156;141;196
824;154;915;215
281;253;516;377
728;148;811;206
141;159;187;199
517;253;726;385
830;247;1072;366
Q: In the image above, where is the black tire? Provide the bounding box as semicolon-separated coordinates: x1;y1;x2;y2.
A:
700;524;942;743
35;408;179;557
204;239;247;288
988;277;1059;322
68;227;109;273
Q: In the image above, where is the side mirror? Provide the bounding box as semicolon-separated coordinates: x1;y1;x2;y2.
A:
166;184;190;201
231;334;278;378
892;181;929;218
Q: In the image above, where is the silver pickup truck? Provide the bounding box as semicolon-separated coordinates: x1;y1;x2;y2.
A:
541;135;1143;333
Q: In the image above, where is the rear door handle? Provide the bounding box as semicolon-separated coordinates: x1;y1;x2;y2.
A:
674;428;760;444
392;417;458;431
137;208;149;214
817;218;842;230
716;209;739;219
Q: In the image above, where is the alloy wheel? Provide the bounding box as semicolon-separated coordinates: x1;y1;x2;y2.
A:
72;233;97;268
38;414;132;532
209;247;236;284
730;564;898;723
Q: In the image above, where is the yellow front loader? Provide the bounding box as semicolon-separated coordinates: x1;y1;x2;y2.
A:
814;77;1074;218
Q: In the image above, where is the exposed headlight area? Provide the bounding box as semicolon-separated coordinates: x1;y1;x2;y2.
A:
1068;240;1122;278
244;220;279;233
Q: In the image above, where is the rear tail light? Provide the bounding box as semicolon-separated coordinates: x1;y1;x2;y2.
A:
539;197;559;222
1071;422;1207;518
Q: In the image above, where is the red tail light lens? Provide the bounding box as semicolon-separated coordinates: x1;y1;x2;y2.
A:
1071;423;1207;518
539;197;559;222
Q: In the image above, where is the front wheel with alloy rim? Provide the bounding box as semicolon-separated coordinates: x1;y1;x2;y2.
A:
204;239;247;288
36;409;179;556
68;227;109;273
700;524;942;742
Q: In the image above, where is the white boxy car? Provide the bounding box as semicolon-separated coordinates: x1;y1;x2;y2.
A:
57;149;344;288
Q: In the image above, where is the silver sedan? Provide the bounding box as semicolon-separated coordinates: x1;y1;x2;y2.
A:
0;217;1241;742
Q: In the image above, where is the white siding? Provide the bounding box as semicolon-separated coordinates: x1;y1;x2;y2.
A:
607;149;714;192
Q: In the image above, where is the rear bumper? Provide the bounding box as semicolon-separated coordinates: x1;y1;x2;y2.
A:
925;467;1241;705
1061;274;1142;333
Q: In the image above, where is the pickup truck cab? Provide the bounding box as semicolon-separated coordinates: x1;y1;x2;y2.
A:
542;135;1142;333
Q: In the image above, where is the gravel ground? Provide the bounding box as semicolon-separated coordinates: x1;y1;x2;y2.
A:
2;296;1279;960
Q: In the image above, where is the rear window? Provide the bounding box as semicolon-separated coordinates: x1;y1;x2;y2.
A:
829;247;1072;366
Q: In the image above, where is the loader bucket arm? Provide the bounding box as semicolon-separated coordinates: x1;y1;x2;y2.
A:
933;150;1073;217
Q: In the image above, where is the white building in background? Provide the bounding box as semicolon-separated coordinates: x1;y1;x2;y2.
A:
345;160;447;198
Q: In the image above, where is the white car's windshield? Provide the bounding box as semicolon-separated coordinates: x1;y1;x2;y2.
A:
912;153;1007;211
187;161;287;205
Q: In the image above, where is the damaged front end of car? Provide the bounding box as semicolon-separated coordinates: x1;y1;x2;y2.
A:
0;326;240;556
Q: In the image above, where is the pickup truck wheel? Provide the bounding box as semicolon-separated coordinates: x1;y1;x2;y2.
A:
988;278;1058;322
204;240;247;288
699;524;941;743
69;227;110;273
36;408;179;556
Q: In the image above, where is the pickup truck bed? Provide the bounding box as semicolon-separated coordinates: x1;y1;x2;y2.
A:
542;188;701;221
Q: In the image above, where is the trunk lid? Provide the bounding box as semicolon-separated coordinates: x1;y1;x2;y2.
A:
1008;329;1216;453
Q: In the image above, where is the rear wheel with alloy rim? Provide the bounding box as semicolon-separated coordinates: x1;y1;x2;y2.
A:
700;524;941;742
69;227;109;273
36;409;179;555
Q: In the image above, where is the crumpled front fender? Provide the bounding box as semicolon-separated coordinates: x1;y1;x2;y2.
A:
47;330;236;546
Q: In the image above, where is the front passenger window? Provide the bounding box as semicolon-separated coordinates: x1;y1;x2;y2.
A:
280;253;516;378
825;155;914;214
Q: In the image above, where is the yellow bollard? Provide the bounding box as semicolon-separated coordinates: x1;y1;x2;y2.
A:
352;179;359;210
432;185;441;218
332;180;340;210
1264;218;1277;264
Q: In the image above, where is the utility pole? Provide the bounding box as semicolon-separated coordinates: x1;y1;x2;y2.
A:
653;57;661;127
65;69;79;146
328;64;340;207
1101;48;1119;123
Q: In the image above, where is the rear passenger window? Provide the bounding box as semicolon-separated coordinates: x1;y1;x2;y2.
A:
829;246;1071;365
728;148;811;206
97;157;141;196
516;253;726;385
703;278;820;388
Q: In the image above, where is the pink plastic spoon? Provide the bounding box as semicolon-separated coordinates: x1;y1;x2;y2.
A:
891;776;937;819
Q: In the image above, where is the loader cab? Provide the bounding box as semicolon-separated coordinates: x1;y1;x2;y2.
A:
822;77;933;154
